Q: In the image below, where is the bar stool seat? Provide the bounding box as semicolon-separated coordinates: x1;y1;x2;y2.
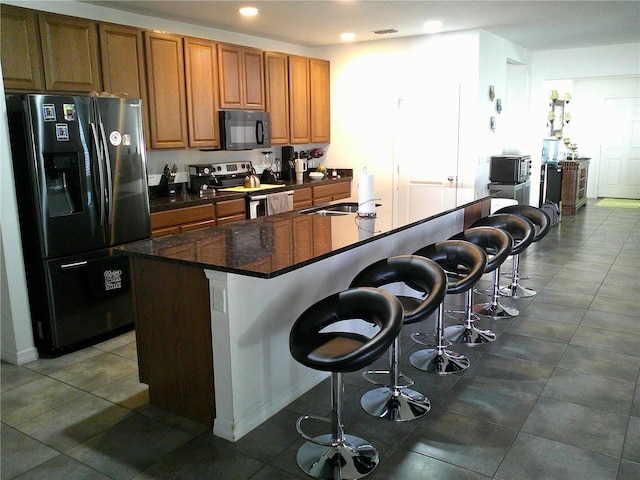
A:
289;287;403;480
411;240;487;374
446;226;513;342
350;255;448;421
471;213;536;299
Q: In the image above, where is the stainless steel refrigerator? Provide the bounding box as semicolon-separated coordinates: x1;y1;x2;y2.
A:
6;94;151;354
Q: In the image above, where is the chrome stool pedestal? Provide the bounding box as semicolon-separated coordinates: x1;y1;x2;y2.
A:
444;288;496;345
360;338;431;421
474;267;519;318
499;253;537;298
296;372;379;480
410;304;471;374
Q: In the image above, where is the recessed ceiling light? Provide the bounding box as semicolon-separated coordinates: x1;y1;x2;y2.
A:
239;7;258;17
424;20;443;34
341;32;356;41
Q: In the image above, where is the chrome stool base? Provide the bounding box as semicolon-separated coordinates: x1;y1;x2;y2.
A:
409;347;470;374
297;433;379;480
474;301;519;318
444;324;496;345
360;387;431;421
499;283;537;298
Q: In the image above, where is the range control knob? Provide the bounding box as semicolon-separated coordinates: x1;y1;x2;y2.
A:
203;167;210;174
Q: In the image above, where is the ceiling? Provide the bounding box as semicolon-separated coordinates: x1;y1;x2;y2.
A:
88;1;639;51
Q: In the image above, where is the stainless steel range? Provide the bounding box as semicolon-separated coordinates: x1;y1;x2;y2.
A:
189;161;293;219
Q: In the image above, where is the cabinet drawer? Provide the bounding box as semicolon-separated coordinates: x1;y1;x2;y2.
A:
312;181;350;205
215;198;246;219
293;187;312;209
151;204;215;229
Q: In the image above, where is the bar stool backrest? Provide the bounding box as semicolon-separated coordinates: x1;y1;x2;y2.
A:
349;255;448;325
471;214;535;255
413;240;487;295
494;205;551;242
449;226;513;274
289;287;403;373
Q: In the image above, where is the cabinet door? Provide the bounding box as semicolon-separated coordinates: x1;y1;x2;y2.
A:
310;58;330;143
184;37;220;148
242;47;265;110
144;32;188;149
39;13;102;92
265;52;290;144
288;55;311;144
218;43;244;109
1;5;44;91
98;23;149;142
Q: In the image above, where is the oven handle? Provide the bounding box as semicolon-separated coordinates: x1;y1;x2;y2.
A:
249;190;294;201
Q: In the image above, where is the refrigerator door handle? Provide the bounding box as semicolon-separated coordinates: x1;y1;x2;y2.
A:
90;122;107;227
98;122;114;224
60;260;88;270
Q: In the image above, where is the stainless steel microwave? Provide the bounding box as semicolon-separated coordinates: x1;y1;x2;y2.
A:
219;110;271;151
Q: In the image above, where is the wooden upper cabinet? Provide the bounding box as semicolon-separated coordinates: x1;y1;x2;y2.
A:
1;5;44;91
99;24;147;99
288;55;311;144
98;23;149;143
184;37;220;148
38;13;101;92
265;52;290;144
310;58;330;143
242;47;265;109
218;43;265;110
144;32;188;149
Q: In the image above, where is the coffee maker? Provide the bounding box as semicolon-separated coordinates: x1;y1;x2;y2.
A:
281;146;295;181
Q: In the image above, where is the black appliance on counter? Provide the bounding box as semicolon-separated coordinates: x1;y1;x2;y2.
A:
281;145;296;180
220;110;271;151
489;155;531;184
6;94;151;354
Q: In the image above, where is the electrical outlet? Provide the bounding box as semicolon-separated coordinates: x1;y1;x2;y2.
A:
213;287;226;312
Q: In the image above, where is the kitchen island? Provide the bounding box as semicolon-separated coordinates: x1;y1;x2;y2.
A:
118;185;492;441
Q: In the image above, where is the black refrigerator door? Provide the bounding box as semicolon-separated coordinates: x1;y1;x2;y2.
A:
39;249;134;352
23;95;106;259
95;97;151;246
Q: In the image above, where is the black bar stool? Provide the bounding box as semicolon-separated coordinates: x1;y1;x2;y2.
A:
410;240;487;374
445;226;513;342
464;218;521;318
472;213;537;299
350;255;448;421
494;204;552;283
289;287;403;480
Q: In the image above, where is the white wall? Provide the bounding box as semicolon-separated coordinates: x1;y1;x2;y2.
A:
529;43;640;205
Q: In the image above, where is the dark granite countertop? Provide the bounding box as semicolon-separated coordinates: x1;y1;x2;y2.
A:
119;186;492;278
149;176;353;213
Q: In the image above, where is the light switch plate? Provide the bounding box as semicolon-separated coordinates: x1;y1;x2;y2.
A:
213;287;226;312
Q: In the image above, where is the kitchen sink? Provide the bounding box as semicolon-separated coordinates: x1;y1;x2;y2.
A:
300;202;381;215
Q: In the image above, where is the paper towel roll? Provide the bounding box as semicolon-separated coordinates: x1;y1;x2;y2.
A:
358;172;376;216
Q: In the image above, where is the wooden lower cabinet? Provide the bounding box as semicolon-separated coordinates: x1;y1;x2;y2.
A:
131;257;214;426
560;159;590;216
293;187;313;209
215;198;246;224
312;181;351;205
150;204;215;237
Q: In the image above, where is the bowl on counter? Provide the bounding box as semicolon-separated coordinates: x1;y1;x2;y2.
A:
309;172;325;181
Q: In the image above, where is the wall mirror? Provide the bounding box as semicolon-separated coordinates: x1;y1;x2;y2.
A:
550;99;565;136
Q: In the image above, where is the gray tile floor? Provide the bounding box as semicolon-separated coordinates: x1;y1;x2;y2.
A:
2;200;639;479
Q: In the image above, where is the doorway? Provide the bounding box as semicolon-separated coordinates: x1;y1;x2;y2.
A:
393;83;461;224
598;97;640;199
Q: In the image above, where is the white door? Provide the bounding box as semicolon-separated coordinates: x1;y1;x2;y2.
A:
598;98;640;199
393;84;461;224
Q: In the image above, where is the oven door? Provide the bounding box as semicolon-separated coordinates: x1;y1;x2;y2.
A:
247;190;294;218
